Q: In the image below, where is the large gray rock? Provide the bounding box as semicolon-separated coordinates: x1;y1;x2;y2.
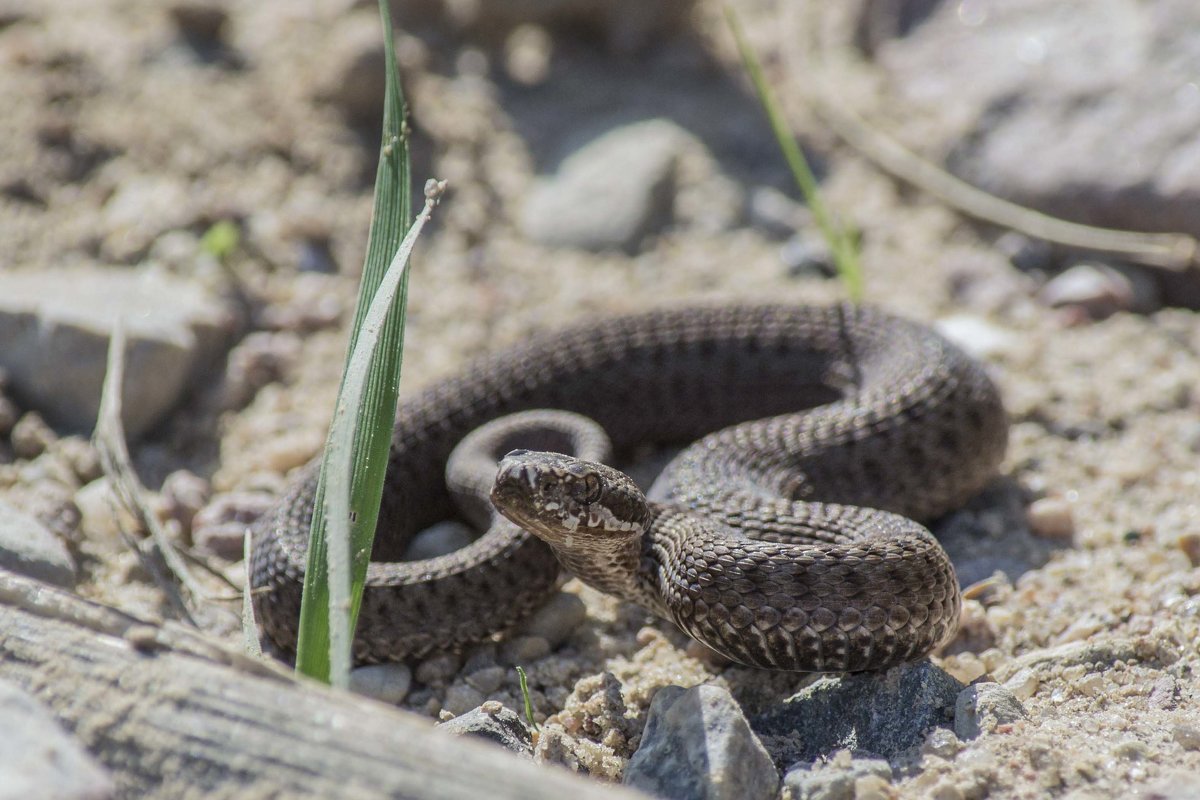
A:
521;119;694;253
0;499;76;587
0;267;236;439
752;661;963;764
0;679;114;800
624;684;779;800
874;0;1200;238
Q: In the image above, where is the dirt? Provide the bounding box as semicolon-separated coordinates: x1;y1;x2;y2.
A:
2;1;1199;798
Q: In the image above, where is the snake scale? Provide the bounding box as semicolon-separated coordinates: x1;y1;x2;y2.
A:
250;304;1007;672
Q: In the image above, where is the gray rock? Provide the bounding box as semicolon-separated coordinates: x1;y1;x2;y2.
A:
349;663;412;705
624;684;779;800
954;682;1028;740
463;665;507;695
443;684;487;717
0;679;114;800
0;499;76;587
521;119;694;253
783;752;893;800
0;267;236;439
498;635;551;666
752;661;964;764
518;591;587;649
876;0;1200;238
437;701;533;756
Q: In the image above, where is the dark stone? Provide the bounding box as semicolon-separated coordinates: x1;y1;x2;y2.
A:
752;661;963;764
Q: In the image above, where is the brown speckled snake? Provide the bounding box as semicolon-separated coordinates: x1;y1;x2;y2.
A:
251;304;1007;671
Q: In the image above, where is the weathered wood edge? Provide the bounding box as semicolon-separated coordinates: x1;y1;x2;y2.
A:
0;569;646;800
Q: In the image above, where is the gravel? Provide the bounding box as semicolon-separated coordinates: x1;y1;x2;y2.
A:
3;1;1200;797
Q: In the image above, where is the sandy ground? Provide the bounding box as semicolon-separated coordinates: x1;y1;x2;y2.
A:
2;1;1199;798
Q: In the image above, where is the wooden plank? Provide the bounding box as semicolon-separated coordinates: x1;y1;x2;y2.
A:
0;569;641;800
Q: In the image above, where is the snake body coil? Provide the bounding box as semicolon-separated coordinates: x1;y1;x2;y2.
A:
251;304;1007;670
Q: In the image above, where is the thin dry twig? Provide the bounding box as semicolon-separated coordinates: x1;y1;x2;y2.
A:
92;322;236;623
783;2;1198;271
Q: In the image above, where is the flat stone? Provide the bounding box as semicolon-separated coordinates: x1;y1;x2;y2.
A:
0;267;236;439
954;682;1028;740
0;678;114;800
521;119;695;253
0;498;76;587
624;684;779;800
437;701;533;756
753;661;964;764
876;0;1200;238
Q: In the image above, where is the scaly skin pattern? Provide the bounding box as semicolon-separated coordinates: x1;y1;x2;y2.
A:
250;304;1007;668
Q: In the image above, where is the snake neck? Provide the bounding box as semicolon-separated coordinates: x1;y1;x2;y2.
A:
544;524;663;616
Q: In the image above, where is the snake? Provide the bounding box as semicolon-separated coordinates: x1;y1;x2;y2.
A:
250;303;1007;671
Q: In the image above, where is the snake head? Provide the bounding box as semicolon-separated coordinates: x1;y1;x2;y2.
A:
491;450;648;545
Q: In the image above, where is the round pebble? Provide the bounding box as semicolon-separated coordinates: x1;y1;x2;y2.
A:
443;684;486;717
518;592;587;648
1027;496;1076;540
499;636;551;666
464;665;506;695
349;663;412;704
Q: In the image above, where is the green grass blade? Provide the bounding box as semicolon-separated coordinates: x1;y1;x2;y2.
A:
294;0;413;685
725;6;863;302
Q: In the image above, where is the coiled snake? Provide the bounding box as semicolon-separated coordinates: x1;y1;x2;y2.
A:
250;304;1007;671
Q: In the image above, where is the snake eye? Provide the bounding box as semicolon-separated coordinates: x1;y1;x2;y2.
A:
570;472;603;504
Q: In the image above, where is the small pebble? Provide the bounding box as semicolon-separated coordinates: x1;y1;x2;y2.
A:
996;232;1056;273
922;727;962;760
349;663;412;704
220;332;302;410
191;492;275;559
159;469;211;538
1003;667;1039;701
1074;672;1106;697
518;592;587;648
499;636;551;666
930;780;965;800
955;682;1028;740
443;684;486;716
1037;262;1159;321
780;233;836;278
1177;533;1200;567
464;665;506;695
11;412;56;460
437;701;533;756
1172;725;1200;751
75;477;140;542
1026;496;1075;540
414;653;462;687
